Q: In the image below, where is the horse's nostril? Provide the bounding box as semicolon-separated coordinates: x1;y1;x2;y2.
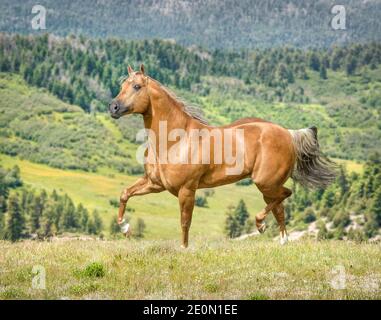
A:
110;103;119;113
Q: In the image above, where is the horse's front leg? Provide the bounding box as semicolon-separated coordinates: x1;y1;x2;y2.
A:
178;187;196;248
118;176;164;231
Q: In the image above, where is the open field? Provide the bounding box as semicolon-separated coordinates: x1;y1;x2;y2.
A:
0;238;380;300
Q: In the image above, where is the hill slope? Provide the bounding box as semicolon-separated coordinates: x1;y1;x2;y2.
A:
0;0;380;48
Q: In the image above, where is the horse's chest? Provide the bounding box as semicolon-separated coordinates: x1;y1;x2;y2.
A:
145;162;191;194
145;163;162;185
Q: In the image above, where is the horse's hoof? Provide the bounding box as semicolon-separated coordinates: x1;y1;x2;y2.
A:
280;233;288;245
180;244;188;249
257;222;266;233
119;220;130;235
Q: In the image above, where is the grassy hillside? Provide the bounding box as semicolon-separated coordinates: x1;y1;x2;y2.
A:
0;73;138;173
0;238;380;299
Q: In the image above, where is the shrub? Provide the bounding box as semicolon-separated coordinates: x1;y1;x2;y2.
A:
195;195;208;208
236;178;253;186
80;262;106;278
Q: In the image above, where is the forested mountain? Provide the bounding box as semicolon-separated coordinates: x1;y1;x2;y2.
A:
1;33;380;113
1;33;380;165
0;0;380;48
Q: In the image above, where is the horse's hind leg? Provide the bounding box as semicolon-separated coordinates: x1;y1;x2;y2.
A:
255;197;276;234
272;202;288;245
255;185;292;242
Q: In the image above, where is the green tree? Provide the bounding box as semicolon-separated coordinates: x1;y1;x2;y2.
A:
235;199;249;227
370;187;381;227
88;210;103;235
225;205;241;238
224;200;250;238
345;56;357;75
321;187;336;208
60;195;80;231
5;193;25;241
38;200;57;238
319;65;327;79
29;193;44;234
309;52;321;71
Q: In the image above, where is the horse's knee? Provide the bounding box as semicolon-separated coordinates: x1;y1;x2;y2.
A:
120;189;129;203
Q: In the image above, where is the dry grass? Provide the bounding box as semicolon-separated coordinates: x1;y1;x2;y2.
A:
0;238;380;300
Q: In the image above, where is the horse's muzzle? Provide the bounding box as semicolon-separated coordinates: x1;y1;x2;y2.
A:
109;101;120;114
109;101;129;119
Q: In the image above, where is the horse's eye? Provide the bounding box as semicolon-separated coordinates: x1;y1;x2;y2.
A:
133;84;141;91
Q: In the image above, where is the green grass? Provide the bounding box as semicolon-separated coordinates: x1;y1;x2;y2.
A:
0;238;380;299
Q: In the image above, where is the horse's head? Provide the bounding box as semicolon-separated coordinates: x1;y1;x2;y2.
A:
109;64;150;119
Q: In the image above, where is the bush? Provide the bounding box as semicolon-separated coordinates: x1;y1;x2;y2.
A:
80;262;106;278
332;211;351;228
195;195;208;208
303;208;316;223
236;178;253;186
109;199;119;208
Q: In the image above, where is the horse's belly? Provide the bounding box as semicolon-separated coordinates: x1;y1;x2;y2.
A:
198;165;251;188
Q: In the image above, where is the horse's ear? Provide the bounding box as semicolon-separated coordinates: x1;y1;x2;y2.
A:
127;65;134;76
140;64;145;75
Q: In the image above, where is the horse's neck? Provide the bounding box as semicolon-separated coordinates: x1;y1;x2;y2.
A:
143;87;190;133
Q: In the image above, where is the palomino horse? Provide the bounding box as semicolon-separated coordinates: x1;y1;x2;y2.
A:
109;64;336;247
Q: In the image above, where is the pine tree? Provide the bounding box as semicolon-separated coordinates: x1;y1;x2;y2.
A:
60;195;79;231
319;65;327;79
38;200;57;238
5;193;25;242
337;166;350;200
29;193;43;233
322;186;336;208
87;210;103;235
345;56;357;75
309;52;321;71
370;187;381;227
235;199;249;227
224;205;241;238
77;204;89;232
93;210;103;234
